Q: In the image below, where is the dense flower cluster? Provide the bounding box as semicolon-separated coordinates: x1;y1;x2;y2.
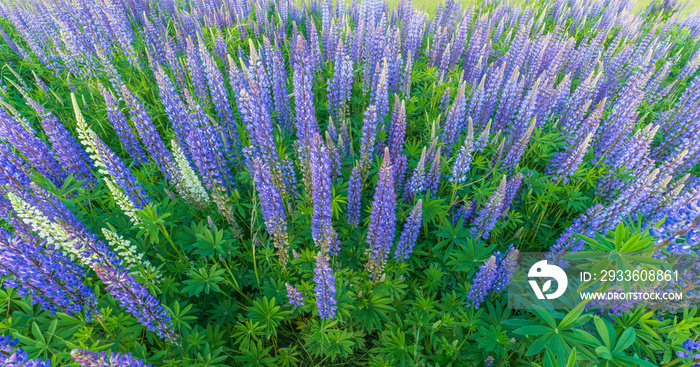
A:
0;0;698;364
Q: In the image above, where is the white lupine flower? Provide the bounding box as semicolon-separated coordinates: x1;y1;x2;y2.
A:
7;192;97;265
102;227;161;282
171;139;210;207
104;178;141;226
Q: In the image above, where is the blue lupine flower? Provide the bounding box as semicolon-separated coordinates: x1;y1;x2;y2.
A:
100;85;148;165
0;229;96;316
313;252;337;319
121;85;178;180
347;165;363;227
26;98;94;185
285;283;305;309
394;199;423;261
0;335;52;367
252;157;289;266
465;255;497;308
310;134;339;254
471;176;507;240
71;349;152;367
365;148;396;278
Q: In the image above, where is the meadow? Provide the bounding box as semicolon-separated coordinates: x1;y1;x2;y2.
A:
0;0;699;366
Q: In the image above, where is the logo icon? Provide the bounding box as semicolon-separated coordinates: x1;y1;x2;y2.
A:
528;260;568;300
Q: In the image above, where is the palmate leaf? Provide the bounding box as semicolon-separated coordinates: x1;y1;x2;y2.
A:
447;233;496;273
246;296;289;339
356;293;395;333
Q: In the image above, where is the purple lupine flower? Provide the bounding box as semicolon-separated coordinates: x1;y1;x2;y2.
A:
266;37;293;129
313;252;337;319
502;173;524;216
292;35;320;177
90;131;149;210
100;85;147;165
427;146;442;196
0;336;52;367
325;132;341;181
394;199;423;261
26;98;94;185
441;81;466;153
389;96;408;187
0;107;65;185
493;245;519;293
285;283;305;309
347;165;362;227
438;87;452;115
0;229;96;317
473;120;491;153
365;148;396;278
121;85;177;180
501;117;536;171
484;356;495;366
359;105;379;176
252;157;289;266
92;261;174;341
465;255;497;308
401;51;413;97
310;134;340;254
200;39;240;159
0;140;32;191
185;36;210;103
471;176;507;241
153;66;191;155
649;198;700;254
449;118;474;183
328;39;354;119
71;349;152;367
405;148;427;197
371;59;390;119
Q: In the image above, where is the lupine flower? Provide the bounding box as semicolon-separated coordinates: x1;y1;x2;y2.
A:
427;146;442;195
310;134;340;254
313;252;337;319
185;36;210;104
493;245;519;293
365;148;396;278
649;197;700;254
471;176;507;240
285;283;305;309
26;98;94;185
347;165;363;227
7;187;175;342
502;173;524;216
71;349;152;367
73;96;149;223
328;39;354;119
170;139;210;208
502;118;536;171
0;335;52;367
359;105;379;176
252;157;289;266
266;37;293;129
465;255;497;308
0;229;96;316
405;148;427;197
120;86;178;180
485;356;495;367
389;96;408;187
292;35;320;181
0;106;65;185
101;85;148;165
102;227;160;281
449;118;474;183
371;58;390;119
442;81;466;152
394;199;423;261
